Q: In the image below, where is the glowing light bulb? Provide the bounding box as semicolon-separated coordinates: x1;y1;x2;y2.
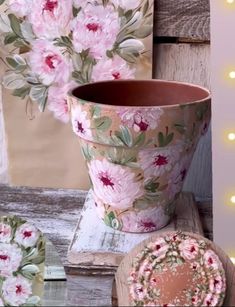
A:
228;133;235;141
227;0;234;3
229;71;235;79
230;195;235;204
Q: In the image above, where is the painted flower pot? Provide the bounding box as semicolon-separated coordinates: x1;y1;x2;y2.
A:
68;80;211;233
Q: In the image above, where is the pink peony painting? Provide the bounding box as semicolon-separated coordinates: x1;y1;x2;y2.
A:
0;216;45;306
0;0;154;122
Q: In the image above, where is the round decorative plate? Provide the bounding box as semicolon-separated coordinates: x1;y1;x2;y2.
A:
115;231;235;306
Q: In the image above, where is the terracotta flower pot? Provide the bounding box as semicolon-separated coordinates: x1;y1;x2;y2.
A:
68;80;211;233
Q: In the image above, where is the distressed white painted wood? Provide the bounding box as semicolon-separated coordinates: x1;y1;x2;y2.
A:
0;86;8;184
68;191;203;268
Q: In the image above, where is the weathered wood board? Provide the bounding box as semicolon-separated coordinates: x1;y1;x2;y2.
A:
68;192;203;268
154;0;210;40
43;240;67;306
154;43;212;201
115;232;235;306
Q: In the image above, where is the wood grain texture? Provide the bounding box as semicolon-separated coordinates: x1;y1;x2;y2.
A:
115;232;235;306
154;0;210;40
154;43;212;201
43;241;67;306
68;192;203;268
0;185;87;269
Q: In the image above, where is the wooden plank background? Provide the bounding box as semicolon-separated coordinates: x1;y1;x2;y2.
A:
0;0;212;200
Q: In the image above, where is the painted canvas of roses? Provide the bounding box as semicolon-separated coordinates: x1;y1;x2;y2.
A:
0;0;153;123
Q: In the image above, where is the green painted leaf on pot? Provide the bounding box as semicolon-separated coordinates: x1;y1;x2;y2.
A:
20;270;34;280
133;132;145;147
94;116;112;131
115;126;133;147
29;85;48;112
90;105;101;118
158;132;165;147
81;144;94;161
120;126;133;147
145;180;159;193
13;86;30;99
4;32;17;44
104;211;115;227
158;130;174;147
8;14;22;38
2;72;26;90
21;264;40;275
165;132;174;146
30;255;45;265
13;38;29;49
6;55;27;71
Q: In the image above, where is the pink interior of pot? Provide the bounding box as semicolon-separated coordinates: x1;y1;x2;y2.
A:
71;80;210;107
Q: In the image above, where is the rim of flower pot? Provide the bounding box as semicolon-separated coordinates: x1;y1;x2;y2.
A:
67;79;211;109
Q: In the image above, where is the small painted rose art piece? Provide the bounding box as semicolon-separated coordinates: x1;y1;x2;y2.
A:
0;216;45;306
128;232;226;306
0;0;153;120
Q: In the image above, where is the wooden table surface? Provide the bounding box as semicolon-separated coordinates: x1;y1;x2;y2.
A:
0;184;212;306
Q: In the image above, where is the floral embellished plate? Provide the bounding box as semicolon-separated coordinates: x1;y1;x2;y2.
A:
0;216;45;306
115;231;235;307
